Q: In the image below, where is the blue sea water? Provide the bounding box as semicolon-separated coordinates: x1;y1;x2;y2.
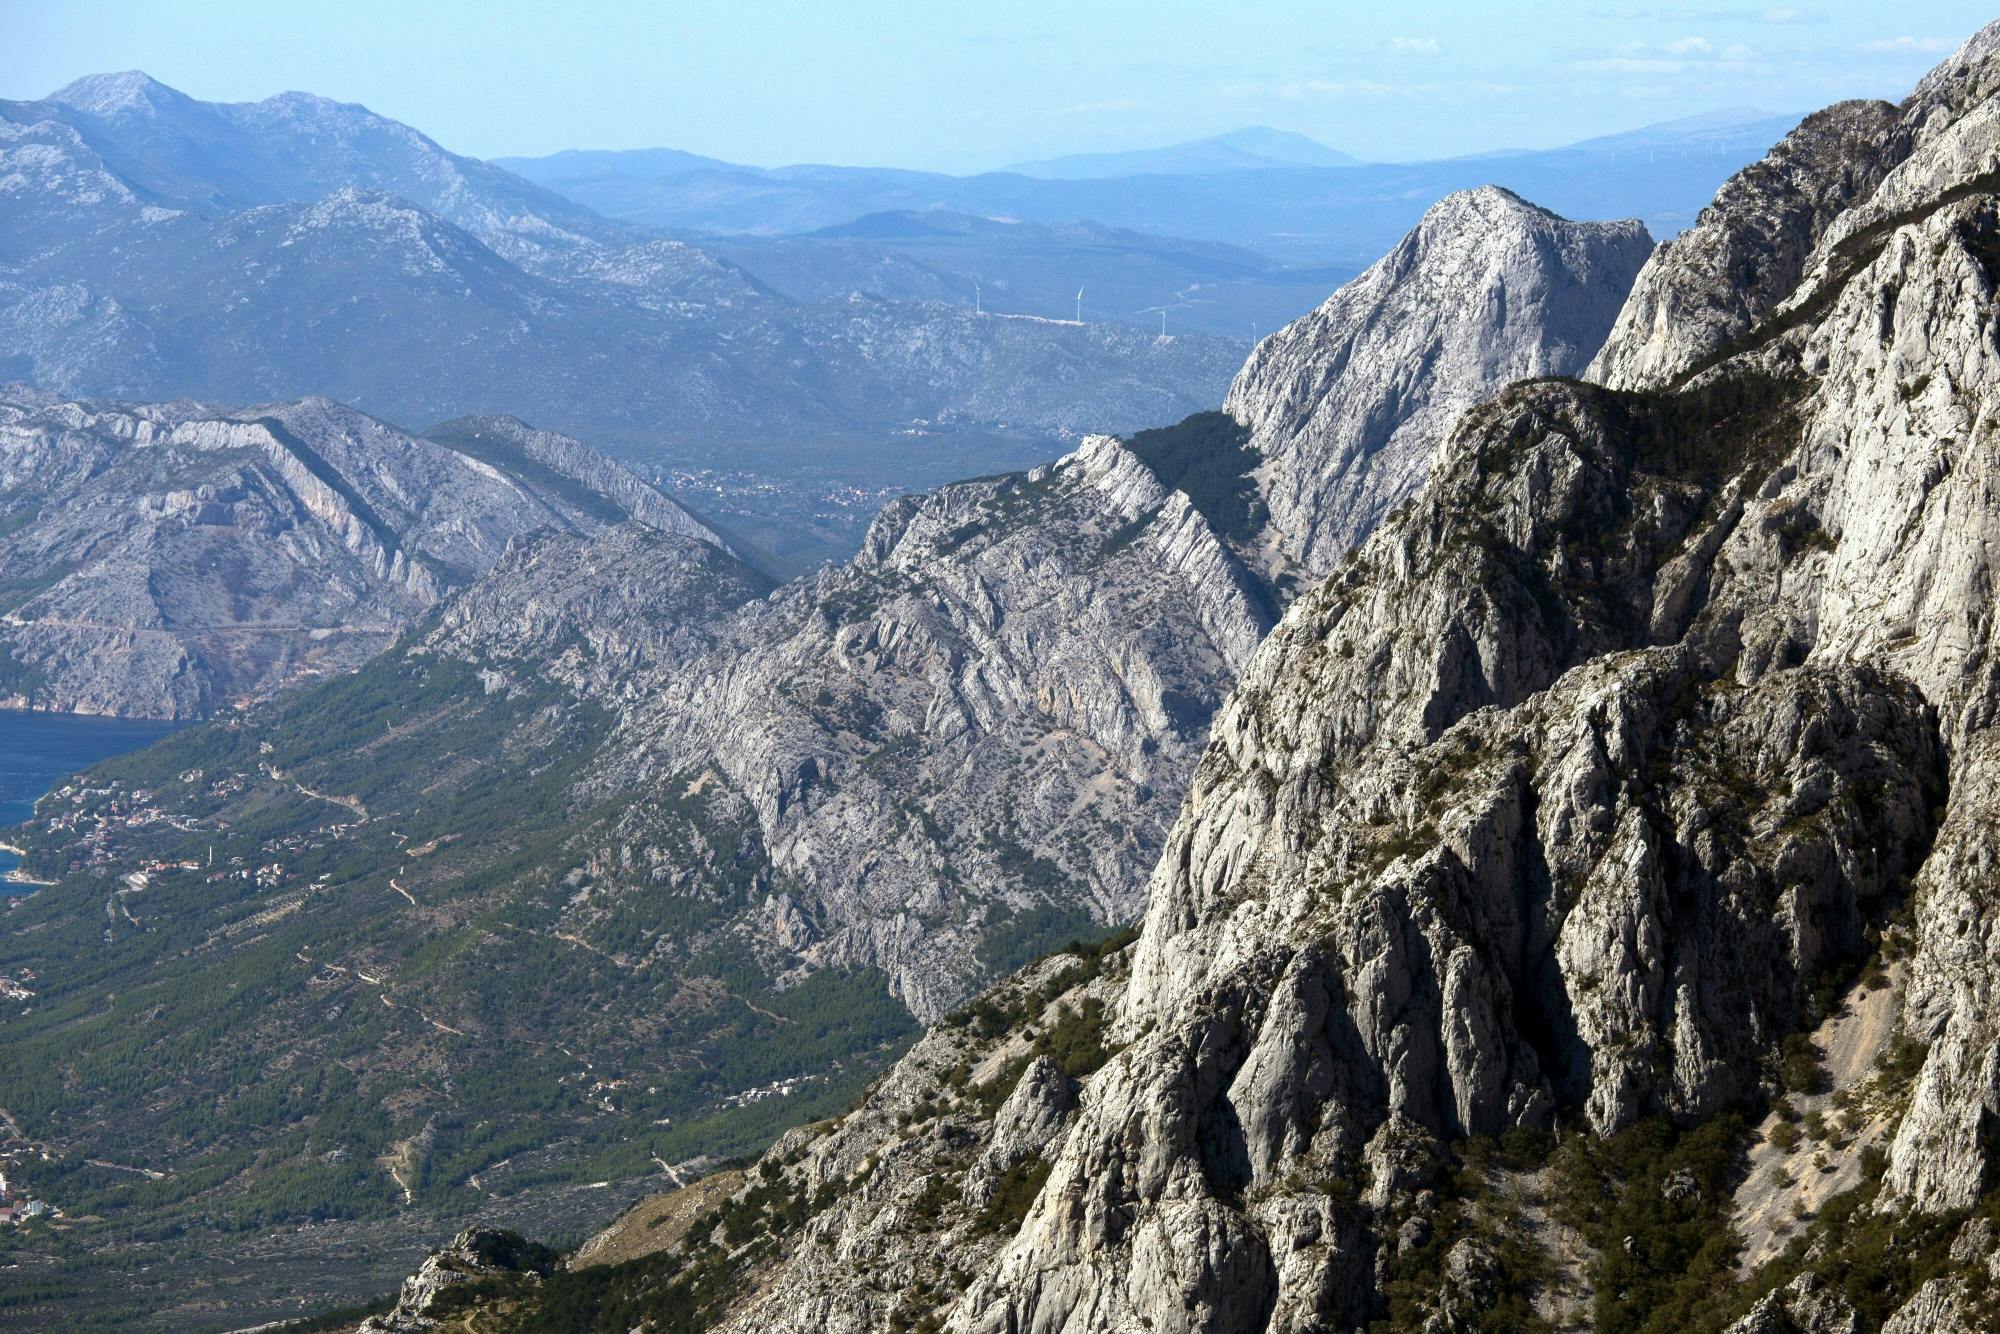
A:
0;712;180;888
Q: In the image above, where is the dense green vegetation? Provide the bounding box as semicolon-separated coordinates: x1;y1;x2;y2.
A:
1374;1132;1555;1334
1122;411;1266;544
977;1158;1053;1235
1548;1115;1750;1334
436;1243;725;1334
974;903;1101;975
946;920;1136;1044
0;634;917;1325
1613;370;1808;488
1029;996;1113;1079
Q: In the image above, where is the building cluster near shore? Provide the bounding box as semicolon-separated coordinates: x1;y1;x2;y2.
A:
20;757;381;925
21;778;197;879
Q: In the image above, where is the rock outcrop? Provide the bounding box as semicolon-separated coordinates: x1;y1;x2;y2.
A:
1587;100;1901;390
357;1228;557;1332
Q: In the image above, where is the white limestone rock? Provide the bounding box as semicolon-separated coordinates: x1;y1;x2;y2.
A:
1225;186;1651;572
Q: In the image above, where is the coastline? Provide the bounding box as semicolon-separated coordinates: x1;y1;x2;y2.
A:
0;838;52;889
1;845;53;890
1;712;183;891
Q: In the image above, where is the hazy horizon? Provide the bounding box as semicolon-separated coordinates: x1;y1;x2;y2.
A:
2;1;1990;173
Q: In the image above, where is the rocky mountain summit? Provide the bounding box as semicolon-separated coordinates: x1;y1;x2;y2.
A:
405;27;2000;1334
0;390;727;717
26;70;616;269
1225;186;1652;571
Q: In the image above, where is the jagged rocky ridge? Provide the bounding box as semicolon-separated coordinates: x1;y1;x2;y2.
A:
0;390;725;717
430;27;2000;1334
1586;100;1902;391
427;424;1275;1020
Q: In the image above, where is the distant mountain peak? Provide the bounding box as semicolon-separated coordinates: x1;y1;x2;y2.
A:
1207;125;1355;163
45;70;188;119
276;187;476;264
1413;184;1589;235
302;183;423;217
253;88;371;119
259;87;348;108
1429;182;1542;216
1225;187;1652;568
1004;128;1356;179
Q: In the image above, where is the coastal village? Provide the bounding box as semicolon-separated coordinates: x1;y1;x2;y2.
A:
5;763;372;913
0;755;380;1239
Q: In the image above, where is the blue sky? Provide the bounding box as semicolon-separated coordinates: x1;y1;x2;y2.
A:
0;1;1989;170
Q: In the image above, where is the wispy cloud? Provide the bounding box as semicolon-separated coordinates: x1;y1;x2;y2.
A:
1388;37;1444;57
1574;36;1762;74
1264;77;1522;102
1855;36;1956;55
1052;98;1146;115
1586;6;1824;21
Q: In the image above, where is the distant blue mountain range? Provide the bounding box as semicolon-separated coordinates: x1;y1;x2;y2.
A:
1002;126;1361;178
496;109;1801;265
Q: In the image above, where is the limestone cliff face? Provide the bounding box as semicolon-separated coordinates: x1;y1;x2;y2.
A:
1224;187;1651;573
584;30;2000;1334
588;197;1664;1020
421;429;1276;1021
337;160;1687;1334
1587;100;1901;390
0;390;724;717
